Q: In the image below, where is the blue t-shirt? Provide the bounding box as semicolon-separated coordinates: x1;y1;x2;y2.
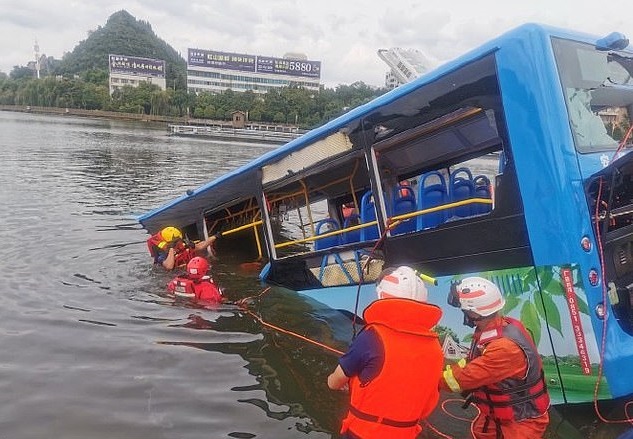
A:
154;250;167;265
339;327;385;385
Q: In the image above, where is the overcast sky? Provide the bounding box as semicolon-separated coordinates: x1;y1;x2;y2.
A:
2;0;632;87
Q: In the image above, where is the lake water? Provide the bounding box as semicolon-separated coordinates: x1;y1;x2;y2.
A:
0;111;626;439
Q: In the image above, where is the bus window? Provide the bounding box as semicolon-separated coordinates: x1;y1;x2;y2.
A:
553;38;633;152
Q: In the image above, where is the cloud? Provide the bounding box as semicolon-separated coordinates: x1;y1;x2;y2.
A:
1;0;632;88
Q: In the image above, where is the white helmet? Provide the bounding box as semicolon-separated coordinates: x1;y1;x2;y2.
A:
376;266;428;302
457;277;504;317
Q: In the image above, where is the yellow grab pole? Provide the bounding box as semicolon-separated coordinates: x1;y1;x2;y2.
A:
221;220;263;236
253;225;263;259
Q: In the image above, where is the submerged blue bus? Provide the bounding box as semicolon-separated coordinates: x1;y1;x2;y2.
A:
139;23;633;412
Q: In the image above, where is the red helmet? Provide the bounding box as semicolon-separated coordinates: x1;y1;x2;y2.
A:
187;257;209;280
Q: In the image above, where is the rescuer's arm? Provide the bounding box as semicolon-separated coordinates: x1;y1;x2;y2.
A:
441;338;527;393
328;365;350;390
195;235;218;251
161;247;177;270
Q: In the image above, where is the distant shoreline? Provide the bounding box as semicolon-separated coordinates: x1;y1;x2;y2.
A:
1;105;304;145
0;104;185;125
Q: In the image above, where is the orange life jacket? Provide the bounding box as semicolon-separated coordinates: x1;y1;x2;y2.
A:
147;231;194;267
167;275;222;302
469;316;550;422
341;298;443;439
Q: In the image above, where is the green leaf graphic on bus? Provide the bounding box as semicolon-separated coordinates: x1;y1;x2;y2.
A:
487;266;588;346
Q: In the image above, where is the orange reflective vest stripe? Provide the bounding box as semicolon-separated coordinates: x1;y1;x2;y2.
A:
341;298;443;439
469;317;550;422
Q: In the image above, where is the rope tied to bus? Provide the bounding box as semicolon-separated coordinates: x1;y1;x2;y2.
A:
592;128;633;426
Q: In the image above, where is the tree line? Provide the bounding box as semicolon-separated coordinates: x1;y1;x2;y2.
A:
0;70;387;129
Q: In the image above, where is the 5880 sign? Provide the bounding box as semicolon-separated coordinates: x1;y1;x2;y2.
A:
257;56;321;79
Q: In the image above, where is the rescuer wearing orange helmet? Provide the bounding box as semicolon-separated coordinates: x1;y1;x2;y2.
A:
327;266;444;439
441;277;550;439
146;226;219;270
167;256;223;303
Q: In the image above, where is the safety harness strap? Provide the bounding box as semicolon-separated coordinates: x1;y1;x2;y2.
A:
349;406;419;428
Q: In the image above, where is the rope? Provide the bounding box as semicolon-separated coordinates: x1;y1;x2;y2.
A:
234;285;481;438
612;123;633;162
351;219;402;337
236;287;344;356
591;139;633;425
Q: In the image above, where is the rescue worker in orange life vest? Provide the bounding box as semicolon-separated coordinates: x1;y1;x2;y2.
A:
441;277;550;439
146;226;219;271
167;257;223;303
327;266;444;439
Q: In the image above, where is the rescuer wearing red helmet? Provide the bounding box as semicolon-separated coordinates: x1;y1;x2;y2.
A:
441;277;550;439
327;266;444;439
167;256;222;303
146;226;219;271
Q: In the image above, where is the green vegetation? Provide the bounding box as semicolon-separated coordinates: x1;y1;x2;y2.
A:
542;357;610;403
56;10;187;90
0;10;388;128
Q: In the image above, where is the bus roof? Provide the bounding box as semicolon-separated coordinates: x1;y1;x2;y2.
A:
137;23;617;233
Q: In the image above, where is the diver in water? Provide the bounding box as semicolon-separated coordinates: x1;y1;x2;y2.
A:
167;257;223;303
147;226;218;271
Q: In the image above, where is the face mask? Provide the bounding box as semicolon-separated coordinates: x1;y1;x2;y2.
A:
462;311;475;327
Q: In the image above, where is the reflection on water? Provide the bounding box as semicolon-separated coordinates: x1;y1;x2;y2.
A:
0;111;340;438
0;111;622;438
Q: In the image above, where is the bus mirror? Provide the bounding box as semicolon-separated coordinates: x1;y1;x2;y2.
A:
596;32;629;51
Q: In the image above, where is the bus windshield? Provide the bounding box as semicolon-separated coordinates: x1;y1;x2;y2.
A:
553;37;633;153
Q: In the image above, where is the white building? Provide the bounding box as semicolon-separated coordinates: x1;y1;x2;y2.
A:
441;334;469;360
378;47;432;88
187;49;321;94
109;54;167;95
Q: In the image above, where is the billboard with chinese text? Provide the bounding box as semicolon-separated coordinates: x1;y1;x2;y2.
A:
109;55;166;77
188;49;321;79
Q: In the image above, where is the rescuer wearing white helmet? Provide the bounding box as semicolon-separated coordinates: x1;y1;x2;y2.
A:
327;266;444;439
441;276;550;439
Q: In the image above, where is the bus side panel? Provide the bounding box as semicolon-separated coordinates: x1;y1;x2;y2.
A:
495;28;633;398
424;266;608;405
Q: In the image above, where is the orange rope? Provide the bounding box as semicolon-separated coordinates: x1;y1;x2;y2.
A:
593;177;633;426
423;420;454;439
241;308;344;355
236;286;271;305
235;288;481;438
236;287;344;356
440;398;478;423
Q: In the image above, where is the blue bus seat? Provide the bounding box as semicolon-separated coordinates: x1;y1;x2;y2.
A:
314;218;341;250
450;167;475;218
473;175;492;214
392;184;417;235
417;171;448;230
360;190;380;241
343;213;361;244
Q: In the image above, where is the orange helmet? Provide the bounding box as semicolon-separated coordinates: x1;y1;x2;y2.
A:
376;266;428;302
187;257;209;280
457;277;504;317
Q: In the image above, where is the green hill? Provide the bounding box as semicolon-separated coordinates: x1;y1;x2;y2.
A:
56;10;186;89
